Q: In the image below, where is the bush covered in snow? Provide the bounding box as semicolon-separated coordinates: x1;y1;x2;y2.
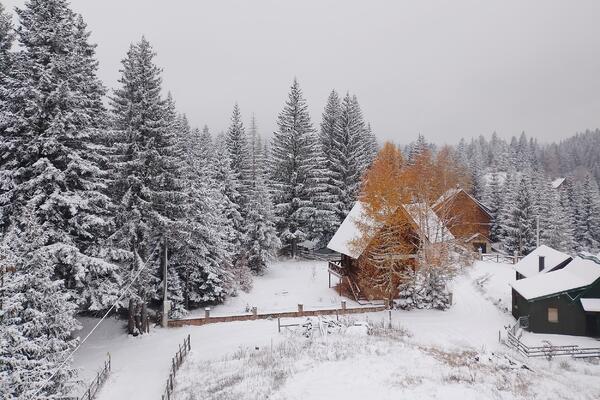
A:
395;266;453;311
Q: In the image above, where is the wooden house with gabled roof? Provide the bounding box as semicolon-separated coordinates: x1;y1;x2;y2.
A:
432;188;493;253
511;251;600;337
327;201;453;301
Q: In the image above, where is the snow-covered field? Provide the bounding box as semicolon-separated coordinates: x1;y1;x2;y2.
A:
188;259;358;317
73;259;600;400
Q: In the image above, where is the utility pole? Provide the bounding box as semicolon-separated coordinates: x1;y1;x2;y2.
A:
536;215;540;248
162;237;169;328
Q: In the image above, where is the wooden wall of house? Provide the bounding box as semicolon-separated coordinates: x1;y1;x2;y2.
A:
520;293;587;336
436;191;491;240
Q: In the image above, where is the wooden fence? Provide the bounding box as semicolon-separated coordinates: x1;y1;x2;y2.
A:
480;253;523;264
168;303;388;328
66;353;111;400
506;329;600;359
161;334;191;400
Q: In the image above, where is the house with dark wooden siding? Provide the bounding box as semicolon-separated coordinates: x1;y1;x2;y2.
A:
511;253;600;337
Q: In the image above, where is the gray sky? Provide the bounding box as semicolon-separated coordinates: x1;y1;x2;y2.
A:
4;0;600;144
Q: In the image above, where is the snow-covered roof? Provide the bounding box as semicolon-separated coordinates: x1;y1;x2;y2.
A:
327;202;375;258
403;203;455;244
581;298;600;312
327;201;454;258
551;177;566;189
513;245;572;279
511;256;600;300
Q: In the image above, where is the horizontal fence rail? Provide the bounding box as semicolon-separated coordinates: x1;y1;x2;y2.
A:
168;303;388;328
161;334;191;400
480;253;524;264
506;329;600;359
68;353;111;400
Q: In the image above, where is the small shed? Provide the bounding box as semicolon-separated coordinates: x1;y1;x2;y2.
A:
511;254;600;337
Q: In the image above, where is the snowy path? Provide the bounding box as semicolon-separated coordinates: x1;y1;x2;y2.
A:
74;319;280;400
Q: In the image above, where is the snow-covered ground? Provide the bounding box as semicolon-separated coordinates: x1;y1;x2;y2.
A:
188;259;364;318
72;259;600;400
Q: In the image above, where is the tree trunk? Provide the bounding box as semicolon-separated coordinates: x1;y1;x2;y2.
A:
134;302;142;335
128;298;135;335
141;302;148;333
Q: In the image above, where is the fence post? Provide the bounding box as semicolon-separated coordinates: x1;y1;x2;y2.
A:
341;301;346;313
252;306;257;319
277;317;281;333
204;307;210;319
298;304;304;316
188;334;191;350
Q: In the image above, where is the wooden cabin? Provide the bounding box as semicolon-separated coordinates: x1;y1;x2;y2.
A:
433;188;493;253
511;253;600;337
327;201;453;301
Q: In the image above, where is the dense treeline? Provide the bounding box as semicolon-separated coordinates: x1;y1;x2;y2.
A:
448;132;600;255
0;1;376;397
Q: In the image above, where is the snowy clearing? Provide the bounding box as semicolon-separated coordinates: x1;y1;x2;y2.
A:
73;259;600;400
187;259;362;318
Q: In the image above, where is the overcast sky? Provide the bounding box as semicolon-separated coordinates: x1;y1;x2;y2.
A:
4;0;600;144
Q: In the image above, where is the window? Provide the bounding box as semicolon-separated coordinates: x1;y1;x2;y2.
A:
548;307;559;323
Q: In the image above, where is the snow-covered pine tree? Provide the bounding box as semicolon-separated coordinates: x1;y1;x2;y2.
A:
483;171;503;242
573;175;600;251
319;92;372;240
213;133;251;292
110;38;186;307
0;205;79;399
226;103;251;199
538;179;575;252
167;118;233;313
247;113;264;188
245;175;281;274
0;2;13;97
270;79;332;256
501;174;537;255
0;0;120;312
317;90;343;243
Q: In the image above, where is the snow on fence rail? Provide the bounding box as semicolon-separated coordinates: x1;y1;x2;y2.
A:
62;353;111;400
506;329;600;359
168;303;388;328
480;252;523;264
161;334;191;400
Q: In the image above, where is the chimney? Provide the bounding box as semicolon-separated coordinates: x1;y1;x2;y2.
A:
539;255;545;272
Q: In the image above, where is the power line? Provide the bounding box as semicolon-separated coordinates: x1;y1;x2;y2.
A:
29;243;162;399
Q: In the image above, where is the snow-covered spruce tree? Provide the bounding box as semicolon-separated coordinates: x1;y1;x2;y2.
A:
164;118;233;313
0;2;14;98
501;174;537;256
245;176;281;274
573;175;600;251
226;103;251;200
0;0;120;312
213;133;252;292
317;90;343;243
483;171;504;242
247;114;265;188
110;38;186;308
540;185;575;252
0;205;79;399
270;79;332;256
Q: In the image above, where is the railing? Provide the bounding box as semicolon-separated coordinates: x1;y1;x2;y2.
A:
328;260;346;277
78;353;111;400
161;335;191;400
505;329;600;359
480;253;523;264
